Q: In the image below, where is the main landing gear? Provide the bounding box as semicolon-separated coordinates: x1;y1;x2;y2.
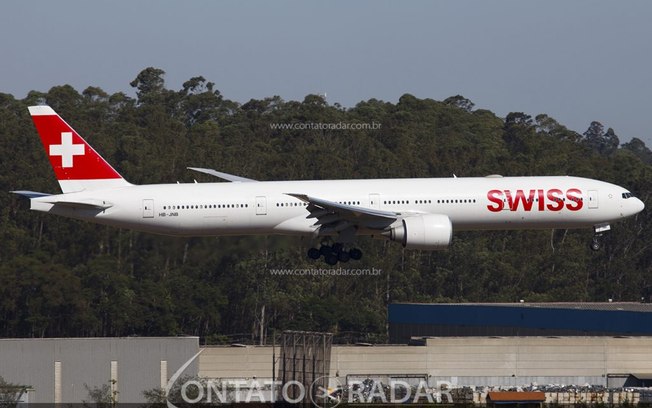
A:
590;223;611;251
307;243;363;265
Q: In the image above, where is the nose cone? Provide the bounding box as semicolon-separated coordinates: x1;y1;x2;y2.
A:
633;198;645;215
624;197;645;218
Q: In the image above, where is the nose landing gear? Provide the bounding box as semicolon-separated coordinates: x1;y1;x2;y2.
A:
590;223;611;251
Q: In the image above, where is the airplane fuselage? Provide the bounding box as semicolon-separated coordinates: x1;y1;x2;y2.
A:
31;175;643;237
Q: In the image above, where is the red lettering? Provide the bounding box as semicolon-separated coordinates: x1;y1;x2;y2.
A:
566;188;583;211
487;190;504;212
537;189;545;211
504;190;513;211
546;189;564;211
489;187;585;212
507;189;535;211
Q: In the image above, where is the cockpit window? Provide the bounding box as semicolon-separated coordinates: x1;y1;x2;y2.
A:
622;192;633;199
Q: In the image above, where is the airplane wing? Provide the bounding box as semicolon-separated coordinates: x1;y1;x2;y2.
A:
187;167;258;182
286;193;399;237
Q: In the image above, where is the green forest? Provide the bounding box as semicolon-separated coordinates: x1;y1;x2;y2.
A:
0;67;650;343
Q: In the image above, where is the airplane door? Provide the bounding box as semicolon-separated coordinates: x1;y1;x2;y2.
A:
369;193;380;209
588;190;598;209
143;199;154;218
255;196;267;215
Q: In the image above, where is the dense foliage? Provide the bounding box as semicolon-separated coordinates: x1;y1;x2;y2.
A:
0;68;650;343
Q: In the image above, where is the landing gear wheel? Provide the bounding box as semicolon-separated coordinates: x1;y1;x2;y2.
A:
591;224;610;252
319;245;333;256
324;253;338;266
349;248;363;260
307;247;321;260
338;250;351;263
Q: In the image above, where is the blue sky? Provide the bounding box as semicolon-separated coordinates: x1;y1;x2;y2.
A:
1;0;651;145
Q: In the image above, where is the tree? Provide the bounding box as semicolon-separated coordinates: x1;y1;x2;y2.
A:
622;137;652;164
0;376;28;408
583;121;619;155
130;67;166;99
534;114;581;142
83;381;118;408
443;95;475;112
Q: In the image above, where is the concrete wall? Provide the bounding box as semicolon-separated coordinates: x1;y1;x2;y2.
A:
421;337;652;380
200;345;274;379
199;337;652;387
0;337;199;403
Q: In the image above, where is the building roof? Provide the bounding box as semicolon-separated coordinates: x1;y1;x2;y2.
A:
487;392;546;402
394;302;652;312
388;302;652;341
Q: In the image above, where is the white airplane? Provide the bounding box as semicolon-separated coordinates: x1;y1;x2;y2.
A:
13;106;645;265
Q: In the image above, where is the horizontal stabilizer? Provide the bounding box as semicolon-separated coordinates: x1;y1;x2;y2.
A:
11;190;51;199
187;167;258;182
46;200;113;210
33;196;113;210
13;191;112;210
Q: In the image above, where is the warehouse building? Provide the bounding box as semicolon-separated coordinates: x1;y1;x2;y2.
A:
389;302;652;343
199;336;652;388
0;337;199;403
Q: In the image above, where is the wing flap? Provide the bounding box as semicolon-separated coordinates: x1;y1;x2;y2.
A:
287;193;397;220
286;193;398;237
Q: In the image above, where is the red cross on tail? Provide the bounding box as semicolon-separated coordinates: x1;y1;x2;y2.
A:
28;106;131;193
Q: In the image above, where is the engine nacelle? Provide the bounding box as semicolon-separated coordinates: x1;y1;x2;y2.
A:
386;214;452;250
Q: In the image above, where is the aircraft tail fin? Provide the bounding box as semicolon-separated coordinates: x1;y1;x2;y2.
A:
28;106;132;193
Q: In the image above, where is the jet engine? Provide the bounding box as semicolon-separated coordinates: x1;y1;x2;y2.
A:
385;214;452;250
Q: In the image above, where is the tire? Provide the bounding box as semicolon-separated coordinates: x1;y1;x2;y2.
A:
307;247;321;260
319;245;333;256
324;253;338;265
